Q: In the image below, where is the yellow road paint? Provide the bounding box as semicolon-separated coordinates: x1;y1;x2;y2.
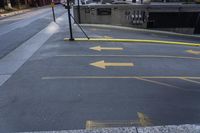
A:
56;54;200;60
186;50;200;55
90;60;134;69
42;76;200;80
137;112;152;126
91;28;97;31
85;112;151;129
51;2;55;7
180;78;200;84
64;38;200;47
85;120;138;129
90;46;123;51
103;36;113;39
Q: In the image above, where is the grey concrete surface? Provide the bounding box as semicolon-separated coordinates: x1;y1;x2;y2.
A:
0;21;60;86
0;75;11;86
73;4;200;33
137;124;200;133
0;5;66;59
0;6;200;133
19;124;200;133
21;127;137;133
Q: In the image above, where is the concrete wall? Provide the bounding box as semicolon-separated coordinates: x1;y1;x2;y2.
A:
74;4;148;28
73;4;200;33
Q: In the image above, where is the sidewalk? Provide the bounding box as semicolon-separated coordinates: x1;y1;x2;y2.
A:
0;5;50;19
20;124;200;133
0;9;32;18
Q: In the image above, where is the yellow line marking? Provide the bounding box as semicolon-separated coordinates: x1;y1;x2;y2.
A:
137;112;152;126
186;50;200;55
180;78;200;84
90;28;97;31
64;38;200;47
90;46;123;51
42;76;200;80
55;54;200;60
90;60;134;69
135;77;183;90
103;36;113;39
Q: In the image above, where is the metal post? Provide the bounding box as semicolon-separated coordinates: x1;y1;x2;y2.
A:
71;14;89;39
67;0;74;41
51;3;56;22
194;13;200;34
77;0;81;23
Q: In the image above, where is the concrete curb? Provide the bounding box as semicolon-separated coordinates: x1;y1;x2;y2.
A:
79;24;200;39
137;124;200;133
0;9;31;18
19;124;200;133
64;38;200;47
0;6;50;20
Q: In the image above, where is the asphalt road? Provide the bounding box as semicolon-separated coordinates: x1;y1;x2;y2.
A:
0;5;66;59
0;7;200;133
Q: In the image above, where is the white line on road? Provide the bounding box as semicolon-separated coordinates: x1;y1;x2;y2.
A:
180;78;200;84
0;14;67;86
0;8;51;36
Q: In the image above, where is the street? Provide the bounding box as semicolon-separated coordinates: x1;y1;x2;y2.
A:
0;4;200;133
0;5;66;59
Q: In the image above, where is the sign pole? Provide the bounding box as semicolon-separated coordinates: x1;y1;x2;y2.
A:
51;2;56;22
77;0;81;23
67;0;74;41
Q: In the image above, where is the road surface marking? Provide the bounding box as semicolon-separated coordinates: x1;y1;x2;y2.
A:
137;112;152;126
85;112;151;129
135;77;183;90
180;78;200;84
0;17;23;22
64;38;200;47
42;76;200;80
103;36;113;39
90;60;134;69
186;50;200;55
86;120;138;129
90;46;123;51
55;54;200;60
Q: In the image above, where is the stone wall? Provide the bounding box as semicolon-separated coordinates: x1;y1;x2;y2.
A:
73;4;200;34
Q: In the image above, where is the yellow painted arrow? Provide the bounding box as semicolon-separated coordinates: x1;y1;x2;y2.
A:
90;46;123;51
186;50;200;55
85;112;152;129
137;112;152;126
90;60;134;69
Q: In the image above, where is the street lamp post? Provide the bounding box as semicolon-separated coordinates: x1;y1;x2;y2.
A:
67;0;74;41
77;0;81;23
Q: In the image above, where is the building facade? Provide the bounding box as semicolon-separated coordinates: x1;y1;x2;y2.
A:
0;0;51;9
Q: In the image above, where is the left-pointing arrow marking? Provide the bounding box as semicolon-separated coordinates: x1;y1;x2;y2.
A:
186;50;200;55
90;60;134;69
90;46;123;51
